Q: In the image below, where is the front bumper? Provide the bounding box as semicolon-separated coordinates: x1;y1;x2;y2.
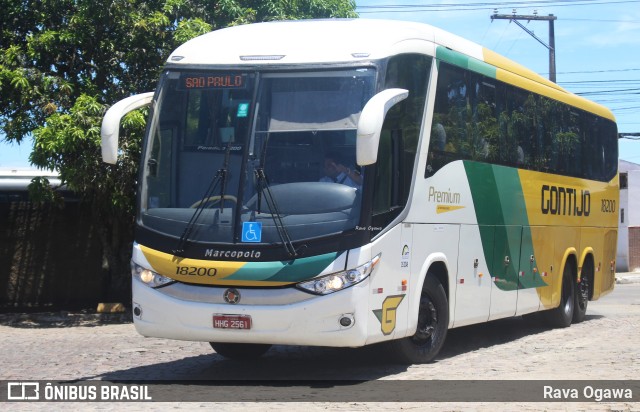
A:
131;276;370;347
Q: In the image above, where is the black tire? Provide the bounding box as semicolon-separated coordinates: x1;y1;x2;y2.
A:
389;275;449;364
209;342;271;360
573;264;591;324
543;263;575;328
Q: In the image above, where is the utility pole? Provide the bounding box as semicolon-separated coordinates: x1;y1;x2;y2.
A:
491;10;557;82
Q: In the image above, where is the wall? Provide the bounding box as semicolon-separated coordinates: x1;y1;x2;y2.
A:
617;160;640;272
0;192;105;311
628;168;640;271
630;226;640;272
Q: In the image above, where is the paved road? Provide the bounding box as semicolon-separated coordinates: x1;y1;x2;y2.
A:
2;283;639;411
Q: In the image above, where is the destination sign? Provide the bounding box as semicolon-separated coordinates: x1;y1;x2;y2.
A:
180;74;246;90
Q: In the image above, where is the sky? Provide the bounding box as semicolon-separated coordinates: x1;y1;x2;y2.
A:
1;0;639;168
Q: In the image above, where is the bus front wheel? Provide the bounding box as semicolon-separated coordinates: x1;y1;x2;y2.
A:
389;275;448;364
209;342;272;360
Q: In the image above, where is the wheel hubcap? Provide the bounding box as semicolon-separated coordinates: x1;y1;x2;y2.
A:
578;277;589;309
413;295;438;345
563;275;573;316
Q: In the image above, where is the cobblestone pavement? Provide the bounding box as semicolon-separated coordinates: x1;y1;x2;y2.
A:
2;283;639;411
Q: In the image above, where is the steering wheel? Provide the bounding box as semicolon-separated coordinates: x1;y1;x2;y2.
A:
190;195;238;208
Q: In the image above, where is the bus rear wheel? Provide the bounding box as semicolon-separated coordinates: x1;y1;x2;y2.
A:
209;342;272;360
543;263;575;328
389;275;448;364
573;262;591;324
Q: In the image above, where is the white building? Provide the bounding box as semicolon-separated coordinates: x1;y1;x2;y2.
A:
0;168;61;201
617;160;640;272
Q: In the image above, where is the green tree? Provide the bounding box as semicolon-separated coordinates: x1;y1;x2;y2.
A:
0;0;357;301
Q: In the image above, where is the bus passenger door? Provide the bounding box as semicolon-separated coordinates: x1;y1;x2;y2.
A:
488;225;521;320
453;225;492;327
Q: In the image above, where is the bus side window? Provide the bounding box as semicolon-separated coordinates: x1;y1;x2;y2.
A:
428;63;480;175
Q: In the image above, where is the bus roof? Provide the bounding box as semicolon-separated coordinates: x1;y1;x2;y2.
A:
169;19;473;66
167;19;615;121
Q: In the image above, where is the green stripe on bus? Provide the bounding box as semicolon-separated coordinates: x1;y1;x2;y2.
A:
464;162;547;291
436;46;496;79
228;252;342;283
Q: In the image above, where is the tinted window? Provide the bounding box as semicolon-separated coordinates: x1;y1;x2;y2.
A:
427;62;618;182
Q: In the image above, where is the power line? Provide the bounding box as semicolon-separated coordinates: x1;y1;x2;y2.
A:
551;68;640;74
357;0;640;7
577;88;640;95
589;98;640;102
560;79;640;83
357;0;640;12
357;0;637;7
563;18;640;22
560;82;640;92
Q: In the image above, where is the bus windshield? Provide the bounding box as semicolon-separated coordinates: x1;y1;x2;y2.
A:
140;68;376;247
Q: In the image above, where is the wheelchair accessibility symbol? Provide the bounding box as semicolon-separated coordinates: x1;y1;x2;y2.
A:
241;222;262;243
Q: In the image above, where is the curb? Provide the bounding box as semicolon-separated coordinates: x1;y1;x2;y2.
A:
616;274;640;285
0;311;133;328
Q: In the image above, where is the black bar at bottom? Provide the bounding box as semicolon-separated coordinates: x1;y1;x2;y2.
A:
1;380;638;402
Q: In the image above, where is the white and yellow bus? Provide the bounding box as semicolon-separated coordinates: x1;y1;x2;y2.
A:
101;19;618;363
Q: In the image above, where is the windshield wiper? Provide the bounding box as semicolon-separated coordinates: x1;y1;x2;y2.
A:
173;144;232;256
254;167;297;258
252;136;297;258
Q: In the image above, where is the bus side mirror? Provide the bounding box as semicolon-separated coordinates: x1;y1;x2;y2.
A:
101;92;154;164
356;88;409;166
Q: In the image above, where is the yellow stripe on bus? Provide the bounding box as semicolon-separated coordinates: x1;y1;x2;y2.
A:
483;48;616;121
140;245;245;283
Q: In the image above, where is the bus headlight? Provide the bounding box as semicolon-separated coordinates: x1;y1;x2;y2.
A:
131;262;174;288
296;254;381;295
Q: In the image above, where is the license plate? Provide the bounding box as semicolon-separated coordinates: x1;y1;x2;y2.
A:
213;314;251;330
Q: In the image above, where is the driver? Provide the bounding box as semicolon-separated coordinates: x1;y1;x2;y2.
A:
320;152;362;189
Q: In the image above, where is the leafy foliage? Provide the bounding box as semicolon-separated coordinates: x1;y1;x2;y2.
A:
1;0;357;299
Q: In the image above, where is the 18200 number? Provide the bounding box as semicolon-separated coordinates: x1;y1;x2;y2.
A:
176;266;218;277
601;199;616;213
